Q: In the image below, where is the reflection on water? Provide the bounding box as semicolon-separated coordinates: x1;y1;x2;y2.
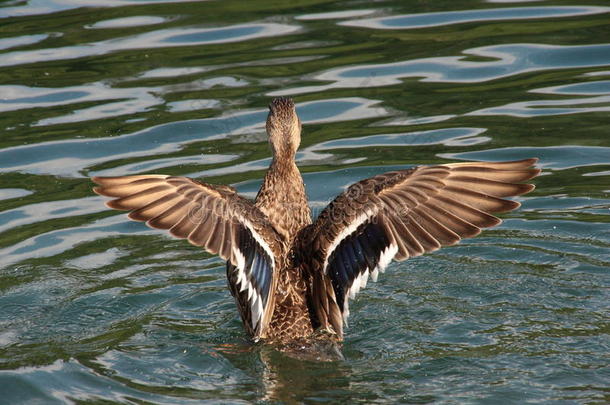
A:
340;6;609;29
86;16;170;30
0;23;300;68
273;43;610;95
0;97;387;177
442;145;610;170
469;79;610;117
0;0;609;403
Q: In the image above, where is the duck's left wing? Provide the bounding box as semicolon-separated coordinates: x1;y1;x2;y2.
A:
92;175;284;339
301;159;540;339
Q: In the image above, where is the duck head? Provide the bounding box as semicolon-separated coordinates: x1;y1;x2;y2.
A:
266;97;302;158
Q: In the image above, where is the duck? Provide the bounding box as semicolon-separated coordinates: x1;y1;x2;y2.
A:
93;97;540;343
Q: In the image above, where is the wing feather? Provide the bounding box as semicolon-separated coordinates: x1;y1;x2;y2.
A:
410;206;461;245
301;159;540;338
93;175;283;340
442;185;520;212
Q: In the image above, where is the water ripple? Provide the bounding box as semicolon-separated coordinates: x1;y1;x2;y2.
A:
0;215;154;269
91;153;239;177
0;82;162;126
0;196;103;234
440;146;610;170
468;79;610;117
308;127;489;149
0;1;608;403
275;43;610;95
467;95;610;117
87;16;170;29
535;79;610;95
0;0;198;19
340;6;609;30
0;34;50;51
0;97;386;177
0;109;262;177
297;9;377;21
0;188;33;201
0;23;300;68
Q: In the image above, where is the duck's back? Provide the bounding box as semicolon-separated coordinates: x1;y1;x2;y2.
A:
251;158;315;341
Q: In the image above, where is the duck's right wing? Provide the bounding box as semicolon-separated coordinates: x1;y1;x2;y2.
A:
93;175;284;339
300;159;540;339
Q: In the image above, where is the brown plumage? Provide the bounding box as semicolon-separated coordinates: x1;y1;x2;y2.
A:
92;97;540;343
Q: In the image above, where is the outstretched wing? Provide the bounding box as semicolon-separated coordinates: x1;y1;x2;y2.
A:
92;175;284;339
302;159;540;338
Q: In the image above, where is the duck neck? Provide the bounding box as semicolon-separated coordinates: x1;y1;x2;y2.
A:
256;151;311;241
270;149;298;177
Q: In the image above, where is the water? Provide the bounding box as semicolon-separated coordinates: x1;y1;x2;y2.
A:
0;0;609;403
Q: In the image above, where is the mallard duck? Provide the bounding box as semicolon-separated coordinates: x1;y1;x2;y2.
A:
93;97;540;343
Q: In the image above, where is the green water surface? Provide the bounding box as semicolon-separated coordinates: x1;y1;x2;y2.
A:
0;0;609;403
